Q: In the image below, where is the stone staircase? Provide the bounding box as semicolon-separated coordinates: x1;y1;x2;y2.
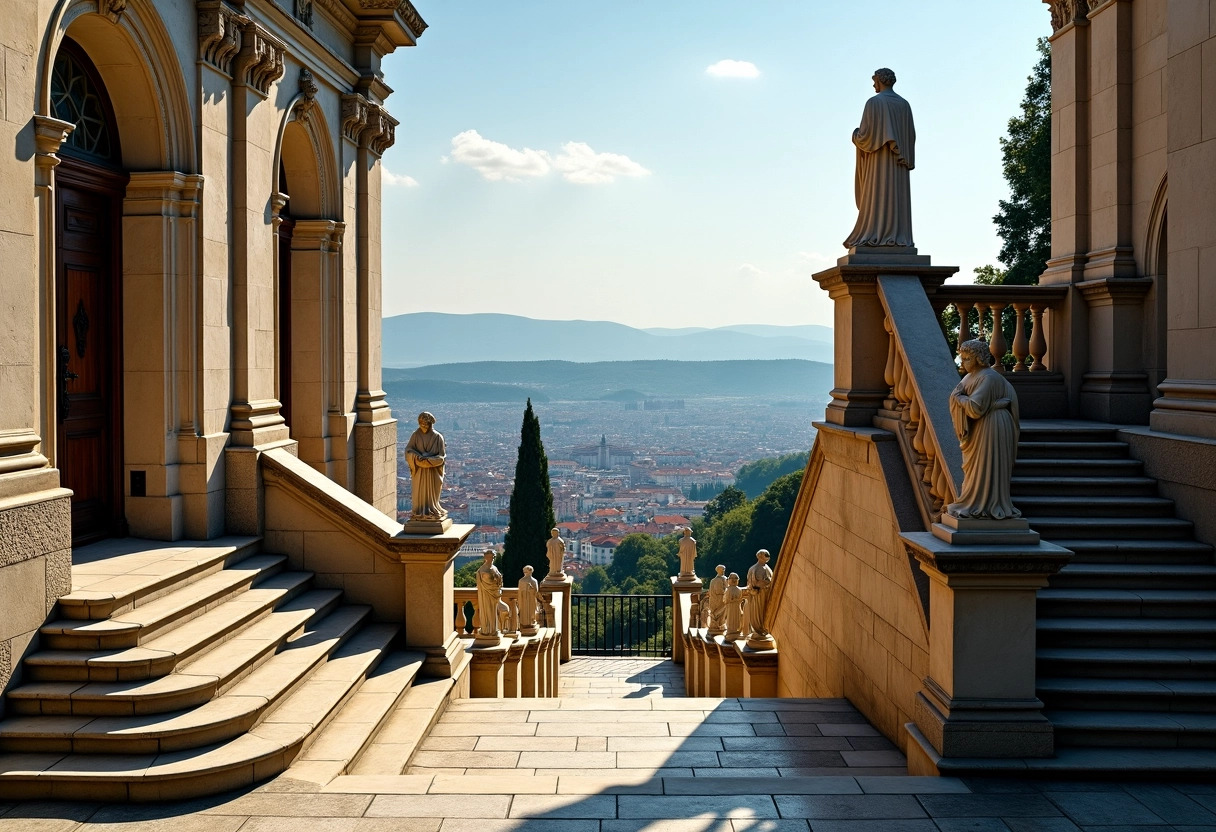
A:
1013;423;1216;773
0;537;430;800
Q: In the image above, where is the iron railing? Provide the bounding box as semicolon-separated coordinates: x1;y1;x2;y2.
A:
570;594;672;657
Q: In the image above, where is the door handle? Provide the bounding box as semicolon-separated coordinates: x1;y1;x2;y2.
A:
58;345;78;422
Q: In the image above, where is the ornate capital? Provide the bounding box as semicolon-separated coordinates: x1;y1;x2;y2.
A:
340;92;369;142
198;0;245;74
235;21;286;95
1044;0;1090;32
293;67;320;121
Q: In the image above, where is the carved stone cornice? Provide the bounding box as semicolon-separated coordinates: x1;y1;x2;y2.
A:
361;103;397;155
234;21;286;96
197;0;246;75
356;0;428;34
340;93;369;142
293;68;320;122
1044;0;1090;32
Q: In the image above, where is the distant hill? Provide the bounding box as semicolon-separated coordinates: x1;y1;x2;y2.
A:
383;359;833;402
381;312;833;366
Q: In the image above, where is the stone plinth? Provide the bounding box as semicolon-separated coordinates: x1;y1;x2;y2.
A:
682;630;699;695
813;254;957;427
670;576;703;665
715;636;745;697
701;632;723;697
736;641;779;697
900;532;1072;772
502;638;527;698
541;575;573;662
393;523;475;679
468;638;510;698
521;636;542;697
932;514;1040;546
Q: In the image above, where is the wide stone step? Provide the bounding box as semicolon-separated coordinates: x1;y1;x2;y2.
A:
1011;476;1157;497
1037;646;1216;682
1026;516;1193;541
1018;424;1121;443
1037;588;1216;619
0;623;401;801
1013;495;1176;518
1047;709;1216;749
1049;561;1216;589
7;589;345;716
1013;458;1144;478
1037;677;1216;713
40;554;288;650
59;537;262;620
24;571;315;682
1037;617;1216;649
1016;441;1130;459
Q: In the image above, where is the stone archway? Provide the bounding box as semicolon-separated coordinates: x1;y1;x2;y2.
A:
1146;175;1168;394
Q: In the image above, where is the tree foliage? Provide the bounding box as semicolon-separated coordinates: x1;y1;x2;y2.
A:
734;451;810;498
501;399;556;584
703;486;747;525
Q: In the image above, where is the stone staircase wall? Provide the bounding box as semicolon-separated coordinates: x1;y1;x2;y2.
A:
767;423;931;752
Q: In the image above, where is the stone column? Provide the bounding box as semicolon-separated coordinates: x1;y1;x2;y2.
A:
394;523;474;678
541;574;573;662
900;532;1071;773
813;254;957;427
670;575;703;665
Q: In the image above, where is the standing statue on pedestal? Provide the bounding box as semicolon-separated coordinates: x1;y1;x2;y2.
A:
404;411;447;521
545;528;566;580
474;550;503;641
724;573;745;641
706;565;728;635
947;340;1022;520
677;527;698;581
518;565;539;636
698;590;711;628
844;68;916;250
745;549;775;648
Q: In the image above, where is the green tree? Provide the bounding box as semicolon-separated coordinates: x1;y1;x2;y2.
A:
697;501;756;578
744;469;804;563
703;486;746;525
608;533;677;590
579;565;613;594
735;451;809;498
501;399;556;584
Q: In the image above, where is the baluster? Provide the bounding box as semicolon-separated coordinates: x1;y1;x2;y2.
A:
932;463;950;512
1011;303;1030;371
957;301;973;350
1029;303;1048;371
895;352;912;415
883;316;897;410
470;599;481;634
988;303;1008;371
455;599;467;634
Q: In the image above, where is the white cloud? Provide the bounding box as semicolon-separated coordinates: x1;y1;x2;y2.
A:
448;129;551;182
738;263;767;280
706;59;760;79
383;169;419;188
552;142;651;185
794;251;834;273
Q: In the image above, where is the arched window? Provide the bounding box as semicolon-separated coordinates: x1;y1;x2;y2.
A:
50;39;120;166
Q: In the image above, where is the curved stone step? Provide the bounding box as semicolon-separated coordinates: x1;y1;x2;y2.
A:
1049;561;1216;589
1011;475;1157;497
7;589;344;716
60;537;262;620
0;625;402;801
1037;617;1216;650
1037;677;1216;713
24;571;315;682
1047;708;1216;749
1027;516;1193;541
40;554;288;650
1016;441;1130;460
1037;647;1216;680
1014;495;1176;518
1037;588;1216;619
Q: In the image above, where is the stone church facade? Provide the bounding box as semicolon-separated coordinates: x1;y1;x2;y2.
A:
0;0;421;698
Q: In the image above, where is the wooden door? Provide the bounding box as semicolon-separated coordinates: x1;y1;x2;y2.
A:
56;160;125;544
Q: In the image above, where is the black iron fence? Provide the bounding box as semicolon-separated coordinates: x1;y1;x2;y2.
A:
570;594;672;657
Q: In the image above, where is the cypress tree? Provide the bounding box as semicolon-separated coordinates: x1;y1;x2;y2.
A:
501;399;556;584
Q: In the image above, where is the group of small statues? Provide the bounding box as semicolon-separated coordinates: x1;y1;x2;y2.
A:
470;527;569;643
693;548;775;650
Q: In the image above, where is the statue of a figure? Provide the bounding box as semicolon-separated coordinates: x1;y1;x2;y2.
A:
724;573;744;641
698;590;711;628
545;528;566;580
518;565;539;636
844;68;916;250
746;550;775;647
404;411;447;520
474;550;503;641
706;565;728;635
947;340;1022;520
677;527;698;581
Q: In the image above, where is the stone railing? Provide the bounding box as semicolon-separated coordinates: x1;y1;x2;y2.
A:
453;585;562;698
932;284;1068;373
681;588;777;698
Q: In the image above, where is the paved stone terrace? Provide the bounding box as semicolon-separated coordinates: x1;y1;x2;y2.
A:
3;659;1216;830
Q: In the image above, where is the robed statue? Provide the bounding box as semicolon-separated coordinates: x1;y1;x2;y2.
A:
404;411;447;520
518;565;539;636
706;564;728;636
946;340;1022;520
474;550;503;641
844;68;916;250
677;527;698;581
745;549;774;647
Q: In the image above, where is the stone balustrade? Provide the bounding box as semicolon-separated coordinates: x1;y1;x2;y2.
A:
680;582;777;698
453;585;561;698
932;284;1067;374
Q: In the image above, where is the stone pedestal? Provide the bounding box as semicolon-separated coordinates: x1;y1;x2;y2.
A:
670;576;703;665
521;636;542;697
715;636;745;697
736;642;779;697
813;254;957;427
932;514;1040;546
683;630;700;695
900;532;1071;771
701;633;723;697
503;638;527;698
542;575;573;662
393;523;474;678
468;637;510;698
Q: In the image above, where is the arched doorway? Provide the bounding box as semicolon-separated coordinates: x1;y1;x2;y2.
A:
51;38;127;544
277;160;295;429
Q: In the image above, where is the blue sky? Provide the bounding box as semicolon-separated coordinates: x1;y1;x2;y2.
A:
379;2;1049;329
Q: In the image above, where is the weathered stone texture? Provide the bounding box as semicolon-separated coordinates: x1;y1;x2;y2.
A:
0;494;70;567
771;427;929;752
44;547;72;612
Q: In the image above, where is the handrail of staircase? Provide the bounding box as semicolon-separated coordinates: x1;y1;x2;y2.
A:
931;284;1068;373
876;275;964;523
